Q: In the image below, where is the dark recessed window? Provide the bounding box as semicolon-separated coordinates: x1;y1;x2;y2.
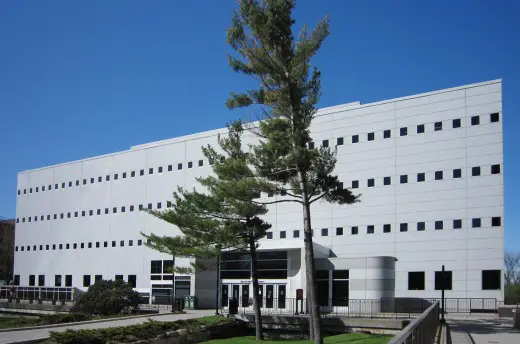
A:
336;227;343;236
434;122;443;131
138;239;142;246
490;113;500;123
280;231;286;239
384;130;391;139
293;230;300;238
491;164;501;174
383;224;391;233
131;171;136;177
198;160;203;167
367;132;374;141
66;244;70;249
105;208;109;214
417;222;425;231
472;166;481;176
148;203;152;210
121;206;125;213
400;223;408;232
129;240;133;246
130;205;134;212
435;171;443;180
62;182;66;188
188;162;193;168
352;135;359;143
417;173;425;182
112;241;116;247
453;219;462;229
471;116;480;125
321;228;328;236
88;242;92;248
106;175;110;181
472;218;481;228
266;232;273;239
149;168;153;174
178;163;183;170
337;137;343;145
96;242;100;248
168;165;173;171
492;217;501;227
90;178;94;184
352;180;359;189
384;176;391;185
97;209;101;215
308;141;314;149
435;270;453;290
104;241;108;247
351;226;358;235
80;243;84;249
400;175;408;184
482;270;501;290
453;169;462;178
435;221;443;230
89;210;93;216
158;166;163;173
157;202;162;209
98;176;102;182
73;243;77;249
408;271;425;290
140;169;144;176
417;124;425;134
112;207;117;214
367;225;374;234
122;172;127;178
120;240;124;247
47;215;50;220
400;127;407;136
322;139;329;148
367;178;375;187
83;275;91;287
453;118;461;128
139;204;143;210
114;173;118;180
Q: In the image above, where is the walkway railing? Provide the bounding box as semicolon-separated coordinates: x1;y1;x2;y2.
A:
388;301;440;344
0;285;76;301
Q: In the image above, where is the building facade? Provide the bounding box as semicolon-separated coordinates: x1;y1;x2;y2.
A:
13;80;504;308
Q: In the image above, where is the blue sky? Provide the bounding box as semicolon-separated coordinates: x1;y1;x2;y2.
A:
0;1;518;250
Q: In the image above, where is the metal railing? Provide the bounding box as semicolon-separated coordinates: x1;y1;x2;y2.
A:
0;285;75;301
388;301;440;344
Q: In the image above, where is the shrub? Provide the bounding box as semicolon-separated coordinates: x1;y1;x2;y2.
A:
71;279;140;315
40;313;91;324
505;284;520;305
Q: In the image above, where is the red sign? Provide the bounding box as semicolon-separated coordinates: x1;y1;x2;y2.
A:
296;288;303;300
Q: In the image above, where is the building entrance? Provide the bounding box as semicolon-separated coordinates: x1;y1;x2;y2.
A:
221;283;287;309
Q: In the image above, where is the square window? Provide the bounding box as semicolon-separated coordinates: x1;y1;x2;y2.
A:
89;210;93;216
148;203;152;210
337;137;343;145
453;219;462;229
121;206;126;213
384;130;391;139
435;270;453;290
158;166;163;173
434;122;442;131
266;232;273;239
336;227;343;236
88;242;92;248
472;166;481;176
417;124;425;134
112;241;116;247
417;173;425;182
120;240;124;247
472;218;481;228
168;165;173;171
351;226;359;235
66;244;69;249
367;178;375;187
139;169;144;176
96;242;100;248
113;207;117;213
157;202;162;209
400;127;407;136
482;270;501;290
308;141;314;149
131;171;136;177
383;224;391;233
322;139;329;148
352;180;359;189
123;172;127;178
62;182;66;188
178;163;182;170
321;228;328;236
104;241;108;247
198;160;203;167
55;183;59;189
435;171;443;180
471;116;480;125
417;222;425;231
105;208;109;214
114;173;118;180
280;231;286;239
47;215;50;220
367;225;374;234
492;217;501;227
149;168;153;174
106;175;110;181
367;132;374;141
90;178;94;184
491;164;501;174
408;271;425;290
98;176;102;182
80;243;84;249
139;204;143;210
400;175;408;184
435;221;443;230
130;205;134;212
129;240;133;246
293;230;300;238
453;118;461;128
54;214;58;219
453;169;462;178
384;176;391;185
400;223;408;232
490;113;499;123
188;161;193;168
352;135;359;143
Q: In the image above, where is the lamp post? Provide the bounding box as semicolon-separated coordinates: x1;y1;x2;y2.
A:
215;253;220;315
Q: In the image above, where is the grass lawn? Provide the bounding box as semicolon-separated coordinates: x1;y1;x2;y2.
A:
0;316;42;329
201;333;390;344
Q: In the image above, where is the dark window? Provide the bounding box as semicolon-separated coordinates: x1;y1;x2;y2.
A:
157;202;162;209
266;232;273;239
482;270;501;290
131;171;136;177
88;242;92;248
112;241;116;247
435;221;443;230
400;127;407;136
352;180;359;189
73;243;77;249
293;230;300;238
280;231;286;239
105;208;109;214
123;172;127;178
321;228;328;236
14;275;20;286
337;137;343;145
168;165;173;171
417;124;425;133
29;275;35;286
96;242;100;248
148;203;152;210
352;135;359;143
46;245;49;250
453;219;462;229
351;226;358;235
120;240;124;247
36;187;39;192
38;275;45;286
408;272;425;290
149;168;153;174
23;189;26;194
490;113;500;123
417;173;425;182
66;244;69;249
417;222;425;231
104;241;108;247
59;244;63;249
335;227;343;236
158;166;163;173
81;211;85;217
80;243;84;249
367;132;374;141
472;166;481;176
139;204;143;210
435;171;443;180
453;118;461;128
322;139;329;148
98;176;102;182
130;205;134;212
89;210;93;216
67;212;71;218
17;190;20;195
491;164;501;174
198;160;203;167
453;169;462;178
400;223;408;232
384;130;391;139
121;206;125;213
129;240;133;246
367;225;374;234
90;178;94;184
384;176;391;185
471;116;480;125
140;169;144;176
55;275;62;287
308;141;314;149
113;207;117;214
138;239;142;246
178;163;182;170
97;209;101;215
434;122;443;131
128;275;136;288
114;173;118;180
492;217;501;227
383;224;391;233
400;175;408;184
83;275;91;287
65;275;72;287
106;175;110;181
435;270;453;290
188;162;193;168
472;218;481;228
367;178;375;187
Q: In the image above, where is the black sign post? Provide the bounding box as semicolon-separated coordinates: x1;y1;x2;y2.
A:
440;265;446;323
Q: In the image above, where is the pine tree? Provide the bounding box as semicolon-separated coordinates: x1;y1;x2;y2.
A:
226;1;359;343
142;121;271;340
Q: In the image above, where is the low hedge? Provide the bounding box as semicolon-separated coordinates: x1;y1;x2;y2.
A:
0;313;92;329
48;316;231;344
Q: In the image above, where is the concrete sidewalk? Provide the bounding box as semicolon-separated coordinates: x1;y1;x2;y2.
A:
0;309;216;344
446;314;520;344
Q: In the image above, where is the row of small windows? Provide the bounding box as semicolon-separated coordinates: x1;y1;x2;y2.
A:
17;160;211;196
311;113;500;148
408;269;501;291
265;216;502;239
15;239;144;252
22;274;136;288
16;201;171;224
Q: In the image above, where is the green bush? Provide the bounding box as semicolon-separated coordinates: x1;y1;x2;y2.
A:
49;316;231;344
505;284;520;305
40;313;91;324
71;279;140;315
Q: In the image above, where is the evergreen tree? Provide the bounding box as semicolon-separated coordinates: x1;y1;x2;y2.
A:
142;121;271;340
226;1;359;342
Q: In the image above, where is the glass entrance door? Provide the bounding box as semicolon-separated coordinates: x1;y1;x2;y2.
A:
221;284;229;307
241;285;250;307
266;285;274;308
278;285;286;309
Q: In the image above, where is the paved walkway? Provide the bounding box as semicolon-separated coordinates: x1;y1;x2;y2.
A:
447;314;520;344
0;309;215;344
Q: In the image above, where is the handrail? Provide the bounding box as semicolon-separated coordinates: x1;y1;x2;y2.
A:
388;301;440;344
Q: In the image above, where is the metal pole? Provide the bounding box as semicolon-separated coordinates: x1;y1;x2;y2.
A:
215;253;220;315
171;255;175;313
440;264;445;323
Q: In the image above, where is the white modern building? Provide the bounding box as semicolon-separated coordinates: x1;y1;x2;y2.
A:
13;80;504;309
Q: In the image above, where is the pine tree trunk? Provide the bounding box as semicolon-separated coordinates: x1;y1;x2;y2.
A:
299;170;323;344
249;237;264;340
